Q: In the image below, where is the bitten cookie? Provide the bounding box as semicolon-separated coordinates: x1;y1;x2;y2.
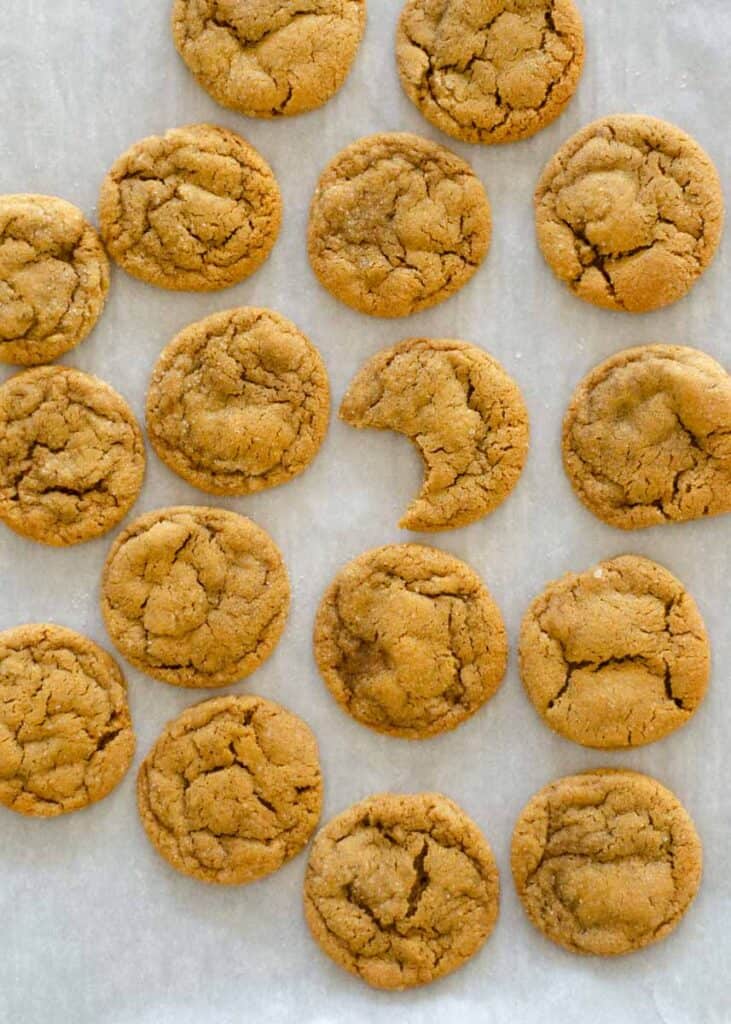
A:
146;307;330;495
511;770;702;955
99;123;281;291
563;345;731;529
535;115;724;312
101;506;290;688
138;695;322;884
0;624;134;817
308;133;491;317
397;0;584;144
304;792;499;989
340;338;529;530
314;544;507;738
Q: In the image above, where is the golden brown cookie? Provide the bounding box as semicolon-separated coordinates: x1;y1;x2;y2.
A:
397;0;584;145
511;769;702;955
563;345;731;529
172;0;366;118
101;506;290;689
308;133;491;317
146;307;330;495
138;694;322;884
340;338;529;530
314;544;507;738
0;366;145;546
99;124;281;292
0;194;109;366
0;624;135;817
535;115;724;312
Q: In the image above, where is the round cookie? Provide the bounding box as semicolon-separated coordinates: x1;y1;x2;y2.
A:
519;555;709;749
0;366;145;546
0;194;109;366
99;123;281;291
146;307;330;495
563;345;731;529
0;624;135;817
308;132;491;317
172;0;366;118
397;0;584;145
101;506;290;688
314;544;507;738
340;338;529;530
535;115;724;312
511;769;702;955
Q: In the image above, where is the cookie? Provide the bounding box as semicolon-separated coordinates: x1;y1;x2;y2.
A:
99;123;281;291
340;338;529;530
511;769;702;956
308;132;491;317
0;624;135;817
563;345;731;529
535;115;724;312
101;506;290;688
0;366;145;546
146;307;330;495
397;0;584;145
0;194;109;366
304;792;499;989
172;0;366;118
314;544;507;738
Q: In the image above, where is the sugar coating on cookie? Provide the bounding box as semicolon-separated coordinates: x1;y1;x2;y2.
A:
99;123;281;292
0;366;145;546
304;792;499;989
340;338;529;531
308;133;491;318
0;624;135;817
172;0;366;118
146;307;330;495
101;506;290;689
138;695;322;884
397;0;584;144
563;345;731;529
535;115;724;312
511;769;702;955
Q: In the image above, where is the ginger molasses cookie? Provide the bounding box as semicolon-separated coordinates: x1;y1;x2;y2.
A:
0;366;145;546
138;694;322;884
101;506;289;688
0;624;134;817
397;0;584;145
99;124;281;291
340;338;529;530
147;307;329;495
563;345;731;529
511;769;703;955
308;133;491;317
535;115;724;312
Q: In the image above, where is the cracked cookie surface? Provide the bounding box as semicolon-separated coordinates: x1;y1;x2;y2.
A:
511;769;702;955
308;133;491;317
315;544;507;738
340;338;529;530
535;115;724;312
0;194;109;366
0;624;134;817
563;345;731;529
397;0;584;145
0;366;145;546
146;307;330;495
138;694;322;884
172;0;366;118
304;792;499;989
99;123;281;291
101;506;290;688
